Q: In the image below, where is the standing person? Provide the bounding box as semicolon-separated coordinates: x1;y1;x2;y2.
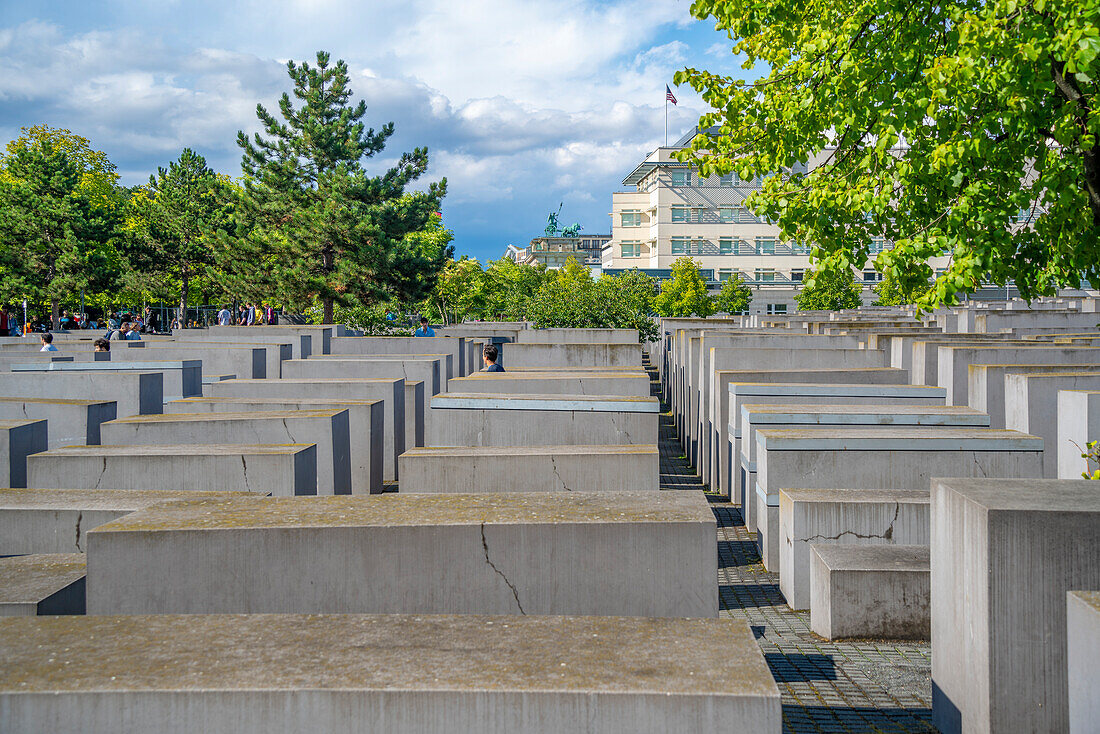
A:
143;307;157;334
217;305;232;326
414;317;435;337
59;310;72;329
245;303;256;326
0;306;8;337
266;304;278;325
125;322;142;340
482;344;504;372
39;333;58;352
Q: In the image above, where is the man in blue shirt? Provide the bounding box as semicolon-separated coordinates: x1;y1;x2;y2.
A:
483;344;504;372
414;317;435;337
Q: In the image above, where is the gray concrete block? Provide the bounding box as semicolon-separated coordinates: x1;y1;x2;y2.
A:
100;410;350;495
0;371;162;417
516;327;639;343
505;342;642;369
1067;590;1100;734
1057;390;1100;479
931;478;1100;734
447;371;652;396
0;397;116;448
754;428;1044;571
284;357;439;396
0;613;780;733
937;344;1100;405
27;444;316;496
330;335;466;377
0;553;85;616
809;544;929;640
1004;371;1100;476
0;488;256;555
114;344;270;379
399;445;658;493
206;324;332;354
0;419;47;488
206;377;404;482
167;398;383;495
428;393;659;447
778;488;930;610
87;491;716;617
967;363;1100;427
404;380;424;453
740;404;987;517
12;359;202;399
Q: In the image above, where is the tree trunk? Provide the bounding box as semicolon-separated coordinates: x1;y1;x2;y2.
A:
51;300;60;331
178;270;189;330
322;297;334;325
321;249;335;324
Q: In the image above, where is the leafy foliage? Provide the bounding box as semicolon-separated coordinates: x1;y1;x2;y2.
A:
715;272;753;313
675;0;1100;310
526;258;658;341
1080;440;1100;480
123;149;234;326
655;257;715;317
794;268;864;311
234;51;446;322
872;269;931;307
0;130;121;325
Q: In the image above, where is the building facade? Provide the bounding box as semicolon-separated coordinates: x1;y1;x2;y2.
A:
506;234;610;269
601;128;952;314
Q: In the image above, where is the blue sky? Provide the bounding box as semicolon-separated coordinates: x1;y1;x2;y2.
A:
0;1;751;261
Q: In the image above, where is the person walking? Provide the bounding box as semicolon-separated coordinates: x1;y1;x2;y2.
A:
414;317;435;337
217;306;232;326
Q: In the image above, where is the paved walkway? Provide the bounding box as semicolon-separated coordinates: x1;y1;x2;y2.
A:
650;364;937;734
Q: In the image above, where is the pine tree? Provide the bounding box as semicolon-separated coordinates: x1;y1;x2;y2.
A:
235;51;446;323
124;149;233;328
0;137;120;328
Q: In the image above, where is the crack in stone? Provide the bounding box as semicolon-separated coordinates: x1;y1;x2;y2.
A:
973;454;988;477
550;456;573;491
480;522;526;614
74;511;83;552
92;457;107;490
799;502;901;543
240;455;254;493
281;418;298;444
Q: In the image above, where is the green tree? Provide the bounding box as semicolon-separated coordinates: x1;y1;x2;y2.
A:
655;257;715;317
481;257;552;319
794;268;864;311
124;149;234;328
715;272;753;314
236;51;446;322
872;269;931;307
387;209;455;304
675;0;1100;310
0;134;121;327
432;256;486;325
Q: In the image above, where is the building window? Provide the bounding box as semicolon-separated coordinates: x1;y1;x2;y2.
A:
863;270;880;282
790;269;804;283
869;238;886;254
755;268;776;283
719;173;735;187
791;241;811;255
670;170;691;186
719;238;734;255
620;211;642;227
671;237;689;254
738;208;759;224
671;206;690;223
756;237;776;255
766;304;788;314
718;207;734;223
621;242;642;258
1016;208;1033;223
718;268;736;282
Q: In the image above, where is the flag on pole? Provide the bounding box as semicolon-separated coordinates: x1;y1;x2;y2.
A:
665;85;677;105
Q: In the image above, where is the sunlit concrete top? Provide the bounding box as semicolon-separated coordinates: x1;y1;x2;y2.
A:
931;477;1100;511
11;360;199;372
756;427;1042;452
430;393;659;413
39;444;313;456
402;445;657;457
810;544;929;572
170;397;382;408
0;419;41;430
0;554;85;605
104;409;345;424
0;613;776;697
0;488;256;510
741;404;989;426
779;488;930;504
0;397;114;407
729;382;946;398
90;491;712;532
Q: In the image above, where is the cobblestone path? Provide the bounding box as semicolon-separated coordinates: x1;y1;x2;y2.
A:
650;363;938;734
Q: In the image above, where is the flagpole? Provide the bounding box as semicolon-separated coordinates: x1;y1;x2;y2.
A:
664;95;668;147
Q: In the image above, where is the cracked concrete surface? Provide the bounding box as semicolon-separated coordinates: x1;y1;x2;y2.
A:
549;456;573;491
798;502;901;544
479;522;526;614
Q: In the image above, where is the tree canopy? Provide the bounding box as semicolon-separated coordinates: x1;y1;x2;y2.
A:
794;268;864;311
715;272;753;314
675;0;1100;309
655;257;715;317
235;51;446;322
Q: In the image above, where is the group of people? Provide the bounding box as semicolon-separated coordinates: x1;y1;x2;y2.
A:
216;304;277;327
